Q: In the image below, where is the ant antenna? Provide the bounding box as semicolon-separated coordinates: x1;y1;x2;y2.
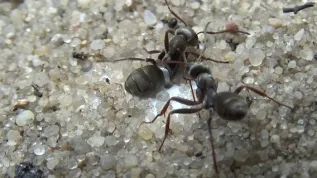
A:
197;22;212;62
164;0;188;26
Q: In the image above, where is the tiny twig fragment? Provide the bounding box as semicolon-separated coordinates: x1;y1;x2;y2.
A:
283;2;315;14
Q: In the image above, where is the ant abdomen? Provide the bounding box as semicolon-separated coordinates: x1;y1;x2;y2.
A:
124;65;166;98
213;92;249;121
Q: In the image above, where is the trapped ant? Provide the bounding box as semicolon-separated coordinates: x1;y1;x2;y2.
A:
138;63;294;177
108;0;250;98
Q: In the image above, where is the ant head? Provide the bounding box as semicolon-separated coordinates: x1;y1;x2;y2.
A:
196;73;217;92
175;27;199;46
187;64;211;79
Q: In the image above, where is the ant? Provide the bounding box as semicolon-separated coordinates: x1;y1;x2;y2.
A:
109;0;250;98
138;63;294;177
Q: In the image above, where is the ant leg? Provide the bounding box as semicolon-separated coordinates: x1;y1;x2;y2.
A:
164;0;188;26
164;29;175;53
207;111;219;178
106;57;157;65
182;70;196;101
157;50;166;61
197;20;250;36
187;79;196;102
182;72;204;121
234;85;293;110
186;51;229;64
159;106;205;151
198;30;250;36
143;48;162;54
138;97;202;129
143;48;166;61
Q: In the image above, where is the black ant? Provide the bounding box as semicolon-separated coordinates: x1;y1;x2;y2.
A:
138;63;293;178
109;0;250;98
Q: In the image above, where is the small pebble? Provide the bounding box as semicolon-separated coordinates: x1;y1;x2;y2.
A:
268;18;282;28
217;82;230;92
270;135;280;145
47;158;59;170
171;0;181;6
90;39;105;50
131;167;142;178
233;148;249;162
77;0;91;8
245;37;256;49
190;2;200;9
88;135;105;147
288;60;296;68
34;143;46;156
310;161;317;168
144;10;157;25
249;48;265;66
243;77;254;84
78;60;92;72
51;34;64;45
138;125;153;140
300;47;314;61
104;136;117;146
16;110;35;126
34;72;50;87
43;125;60;138
103;46;116;58
256;109;267;120
145;174;156;178
100;154;116;170
81;40;88;46
274;66;283;74
294;29;304;41
12;99;29;111
124;155;138;168
7;130;22;146
294;91;303;99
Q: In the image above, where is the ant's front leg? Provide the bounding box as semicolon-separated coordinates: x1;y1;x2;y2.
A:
138;97;202;129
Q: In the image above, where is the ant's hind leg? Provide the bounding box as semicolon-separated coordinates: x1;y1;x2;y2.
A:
234;85;293;110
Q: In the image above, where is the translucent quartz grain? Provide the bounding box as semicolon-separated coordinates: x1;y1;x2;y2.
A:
249;48;265;66
90;39;105;50
124;155;138;168
16;110;35;126
33;143;45;156
88;135;105;147
246;37;256;49
288;61;296;68
138;125;153;140
100;154;116;170
294;29;304;41
6;130;22;146
144;10;157;25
